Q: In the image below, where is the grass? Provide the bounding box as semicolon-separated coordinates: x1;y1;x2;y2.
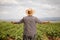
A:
0;21;60;40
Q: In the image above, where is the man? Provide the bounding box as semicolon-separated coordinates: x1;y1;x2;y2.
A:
12;8;45;40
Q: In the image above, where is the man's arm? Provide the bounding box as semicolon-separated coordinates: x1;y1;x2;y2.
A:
35;17;46;24
39;21;48;24
11;18;24;24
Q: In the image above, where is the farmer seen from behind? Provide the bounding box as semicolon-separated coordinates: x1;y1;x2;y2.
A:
12;8;45;40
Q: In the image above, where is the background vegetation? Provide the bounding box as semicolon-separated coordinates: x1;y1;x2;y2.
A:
0;21;60;40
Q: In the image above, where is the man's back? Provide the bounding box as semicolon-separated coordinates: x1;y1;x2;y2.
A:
23;16;38;37
12;8;42;40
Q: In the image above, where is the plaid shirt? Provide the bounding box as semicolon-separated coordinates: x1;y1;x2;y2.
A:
16;16;41;37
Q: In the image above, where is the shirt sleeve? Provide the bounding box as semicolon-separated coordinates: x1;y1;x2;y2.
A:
35;17;41;24
14;18;24;24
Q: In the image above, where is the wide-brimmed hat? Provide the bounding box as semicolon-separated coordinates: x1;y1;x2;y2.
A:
26;8;35;14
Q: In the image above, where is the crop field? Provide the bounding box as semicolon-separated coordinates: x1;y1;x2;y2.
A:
0;21;60;40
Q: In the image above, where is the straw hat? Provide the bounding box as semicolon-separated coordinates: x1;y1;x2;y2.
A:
26;8;35;14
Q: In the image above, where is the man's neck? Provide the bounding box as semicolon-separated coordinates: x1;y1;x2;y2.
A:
28;15;33;16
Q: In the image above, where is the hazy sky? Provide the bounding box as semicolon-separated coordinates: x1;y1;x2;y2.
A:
0;0;60;19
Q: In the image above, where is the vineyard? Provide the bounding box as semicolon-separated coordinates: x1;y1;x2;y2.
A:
0;21;60;40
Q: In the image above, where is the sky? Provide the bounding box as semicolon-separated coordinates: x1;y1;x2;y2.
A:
0;0;60;19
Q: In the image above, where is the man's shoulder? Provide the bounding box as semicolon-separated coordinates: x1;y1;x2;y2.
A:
23;16;38;19
33;16;38;19
22;16;28;19
23;16;28;18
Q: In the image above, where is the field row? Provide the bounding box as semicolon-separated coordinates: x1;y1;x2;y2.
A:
0;21;60;40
